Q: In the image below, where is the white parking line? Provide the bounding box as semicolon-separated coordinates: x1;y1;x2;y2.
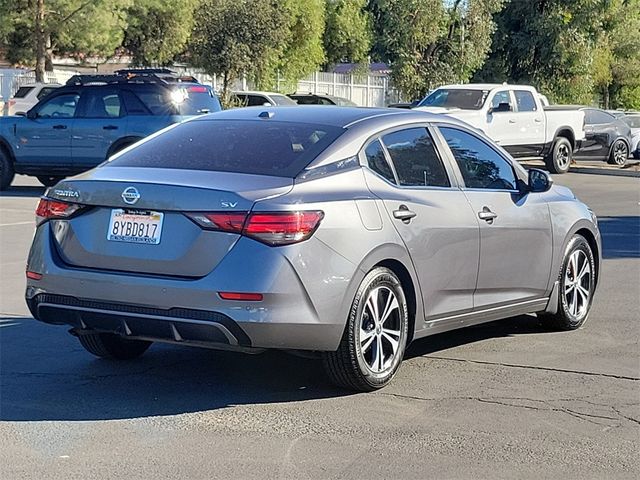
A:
0;221;33;227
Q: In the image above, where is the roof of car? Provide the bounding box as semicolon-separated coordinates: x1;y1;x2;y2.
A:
436;83;536;91
233;91;286;97
193;105;459;129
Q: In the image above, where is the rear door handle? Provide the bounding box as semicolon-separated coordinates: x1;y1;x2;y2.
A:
103;125;118;130
393;205;417;223
478;206;498;223
508;119;516;124
52;124;67;130
534;118;543;123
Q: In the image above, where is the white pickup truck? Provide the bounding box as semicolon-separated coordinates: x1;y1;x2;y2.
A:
414;84;585;173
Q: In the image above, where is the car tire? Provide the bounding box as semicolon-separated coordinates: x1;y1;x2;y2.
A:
0;148;15;191
78;332;152;360
607;139;628;167
37;175;64;187
545;137;572;174
539;235;596;331
322;266;409;391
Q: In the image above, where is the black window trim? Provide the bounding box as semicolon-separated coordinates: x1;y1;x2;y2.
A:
432;123;525;193
359;122;459;191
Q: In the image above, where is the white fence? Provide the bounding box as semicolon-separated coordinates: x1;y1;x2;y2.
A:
1;67;400;107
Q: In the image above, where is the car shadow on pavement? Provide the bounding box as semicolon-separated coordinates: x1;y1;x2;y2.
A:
597;216;640;259
0;316;349;422
405;313;546;359
0;185;46;198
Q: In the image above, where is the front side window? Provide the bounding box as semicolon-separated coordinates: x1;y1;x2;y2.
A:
440;127;517;190
381;128;450;187
418;89;488;110
514;90;537;112
364;139;396;184
36;93;79;118
491;91;512;111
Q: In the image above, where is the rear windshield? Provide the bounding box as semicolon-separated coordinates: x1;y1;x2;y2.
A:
106;120;344;177
418;89;488;110
13;86;34;99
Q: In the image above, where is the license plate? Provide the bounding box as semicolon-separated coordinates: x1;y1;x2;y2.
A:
107;209;164;245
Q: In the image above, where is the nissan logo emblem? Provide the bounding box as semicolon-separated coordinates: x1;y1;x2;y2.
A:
121;187;140;205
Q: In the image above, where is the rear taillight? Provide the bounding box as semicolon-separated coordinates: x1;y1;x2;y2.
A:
35;198;84;225
186;210;324;246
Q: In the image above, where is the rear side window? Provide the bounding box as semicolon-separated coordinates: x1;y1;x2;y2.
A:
13;86;34;99
585;109;615;125
381;128;450;187
135;89;174;115
514;90;537;112
81;89;122;118
365;139;396;183
107;120;344;178
440;127;517;190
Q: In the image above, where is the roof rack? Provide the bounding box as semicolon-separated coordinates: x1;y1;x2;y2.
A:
114;68;177;76
66;69;201;86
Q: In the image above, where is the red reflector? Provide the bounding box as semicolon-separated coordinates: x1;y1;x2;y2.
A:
218;292;263;301
26;271;42;280
188;86;208;93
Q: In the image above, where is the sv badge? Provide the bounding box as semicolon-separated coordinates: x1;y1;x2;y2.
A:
221;201;238;208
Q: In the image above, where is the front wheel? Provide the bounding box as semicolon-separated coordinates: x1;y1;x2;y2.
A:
78;332;152;359
545;137;572;174
539;235;596;330
607;140;628;167
322;267;409;391
37;175;64;187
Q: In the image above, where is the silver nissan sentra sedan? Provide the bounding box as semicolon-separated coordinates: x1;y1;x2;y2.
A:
25;106;601;391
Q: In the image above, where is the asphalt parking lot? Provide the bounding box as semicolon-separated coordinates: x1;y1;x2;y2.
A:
1;172;639;479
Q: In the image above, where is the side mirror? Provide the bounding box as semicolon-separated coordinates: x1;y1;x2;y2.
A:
15;111;27;117
527;168;553;193
26;109;37;119
490;102;512;114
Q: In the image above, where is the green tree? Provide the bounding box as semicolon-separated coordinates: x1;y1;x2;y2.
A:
368;0;504;99
123;0;196;66
475;0;602;104
324;0;373;66
1;0;130;81
189;0;288;102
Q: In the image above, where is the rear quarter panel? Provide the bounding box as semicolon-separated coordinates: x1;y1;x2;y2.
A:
544;109;586;143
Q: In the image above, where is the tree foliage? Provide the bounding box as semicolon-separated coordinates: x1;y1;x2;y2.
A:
324;0;373;66
369;0;504;99
123;0;196;66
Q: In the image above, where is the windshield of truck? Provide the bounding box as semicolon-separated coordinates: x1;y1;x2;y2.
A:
418;89;488;110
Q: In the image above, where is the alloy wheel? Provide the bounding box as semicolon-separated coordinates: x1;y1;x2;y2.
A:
359;286;402;373
563;249;592;319
613;142;628;165
556;144;571;170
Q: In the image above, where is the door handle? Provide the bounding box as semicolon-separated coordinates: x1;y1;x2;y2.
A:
103;125;118;130
508;119;516;124
52;124;67;130
478;206;498;223
534;118;543;123
393;205;417;223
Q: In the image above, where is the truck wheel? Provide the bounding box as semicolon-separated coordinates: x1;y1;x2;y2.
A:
545;137;572;174
37;175;64;187
0;148;15;190
322;267;409;391
78;332;152;360
607;140;628;167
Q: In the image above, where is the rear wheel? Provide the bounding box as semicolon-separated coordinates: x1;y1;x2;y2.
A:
78;332;152;359
607;140;628;167
323;267;409;391
0;148;15;190
37;175;64;187
539;235;596;330
545;137;572;174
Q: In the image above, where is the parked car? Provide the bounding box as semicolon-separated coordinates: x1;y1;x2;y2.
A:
556;107;632;167
25;106;601;391
2;82;61;116
289;93;357;106
0;70;221;189
232;91;298;107
621;113;640;159
414;83;586;174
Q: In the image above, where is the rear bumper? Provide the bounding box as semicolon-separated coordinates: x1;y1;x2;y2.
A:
26;224;355;352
